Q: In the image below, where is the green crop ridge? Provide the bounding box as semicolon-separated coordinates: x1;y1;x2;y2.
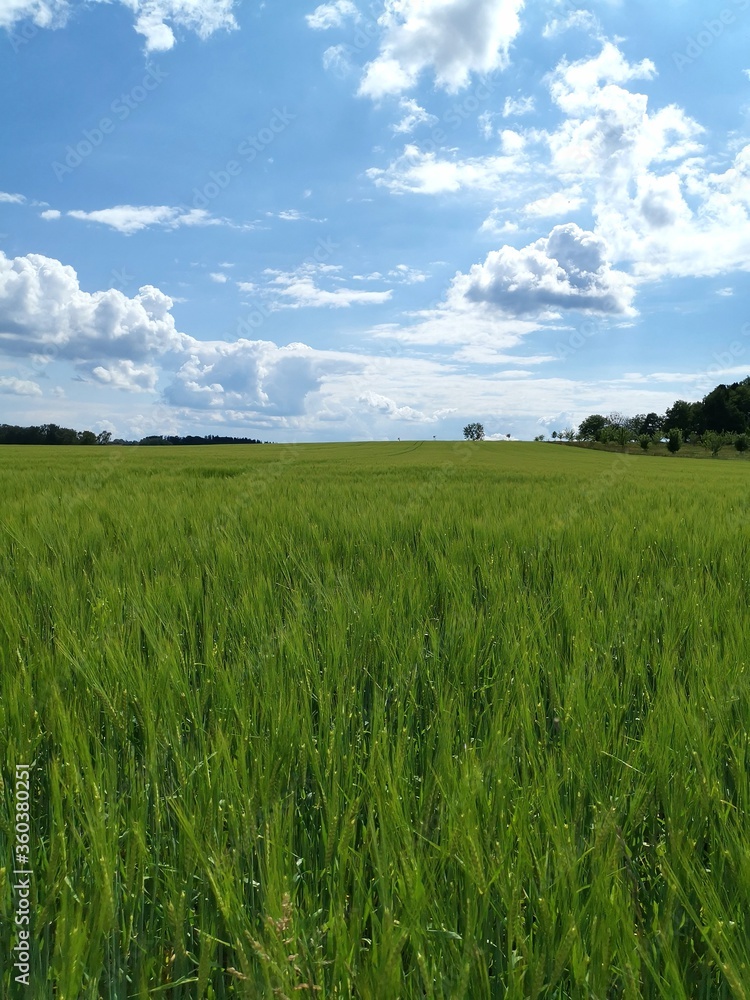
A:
0;442;748;998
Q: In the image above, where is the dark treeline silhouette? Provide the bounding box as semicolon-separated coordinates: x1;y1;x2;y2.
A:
137;435;263;445
0;424;264;446
664;376;750;437
0;423;110;445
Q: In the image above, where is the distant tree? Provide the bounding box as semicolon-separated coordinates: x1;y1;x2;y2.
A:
463;422;485;441
607;411;628;428
666;428;683;454
627;413;663;437
96;430;112;445
78;430;97;445
702;383;747;434
551;431;558;440
735;433;749;453
614;424;632;448
665;399;702;440
639;435;651;451
700;430;730;457
577;414;608;441
562;427;576;441
642;412;664;437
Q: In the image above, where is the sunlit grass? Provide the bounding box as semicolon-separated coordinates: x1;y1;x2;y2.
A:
1;442;749;998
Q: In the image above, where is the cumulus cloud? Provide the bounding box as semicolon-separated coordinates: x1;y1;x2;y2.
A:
358;390;425;421
0;375;42;396
358;0;525;99
306;0;358;30
0;251;187;361
0;0;237;49
67;205;223;235
369;42;750;284
0;190;26;203
455;224;636;318
40;208;61;220
89;360;159;392
162;340;346;416
543;44;750;279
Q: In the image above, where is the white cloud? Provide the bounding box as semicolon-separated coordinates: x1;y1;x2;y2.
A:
549;42;657;117
392;98;438;134
542;10;600;39
306;0;358;30
0;375;42;396
0;0;67;30
273;209;325;222
502;95;535;117
162;340;343;416
479;212;520;237
359;0;525;99
388;264;428;283
543;44;750;279
89;360;159;392
322;44;352;76
267;263;393;308
358;390;425;421
454;223;636;318
209;272;228;283
523;190;584;217
67;205;223;235
0;251;187;361
366;143;529;194
40;209;61;220
478;110;495;139
0;191;26;203
371;43;750;285
0;0;237;49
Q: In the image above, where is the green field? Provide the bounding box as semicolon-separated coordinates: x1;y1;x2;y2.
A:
1;442;749;998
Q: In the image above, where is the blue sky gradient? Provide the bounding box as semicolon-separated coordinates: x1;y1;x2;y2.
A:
1;0;749;440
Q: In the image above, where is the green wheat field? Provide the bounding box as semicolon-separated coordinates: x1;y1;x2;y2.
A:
1;442;749;998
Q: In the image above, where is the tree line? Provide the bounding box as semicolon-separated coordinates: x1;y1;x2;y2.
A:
545;376;750;455
0;424;264;446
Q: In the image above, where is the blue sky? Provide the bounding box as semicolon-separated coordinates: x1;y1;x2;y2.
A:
1;0;750;441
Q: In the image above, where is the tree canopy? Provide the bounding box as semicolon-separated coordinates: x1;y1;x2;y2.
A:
576;376;750;444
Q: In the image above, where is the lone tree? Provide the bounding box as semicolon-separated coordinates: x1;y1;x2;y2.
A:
463;422;485;441
666;428;683;454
